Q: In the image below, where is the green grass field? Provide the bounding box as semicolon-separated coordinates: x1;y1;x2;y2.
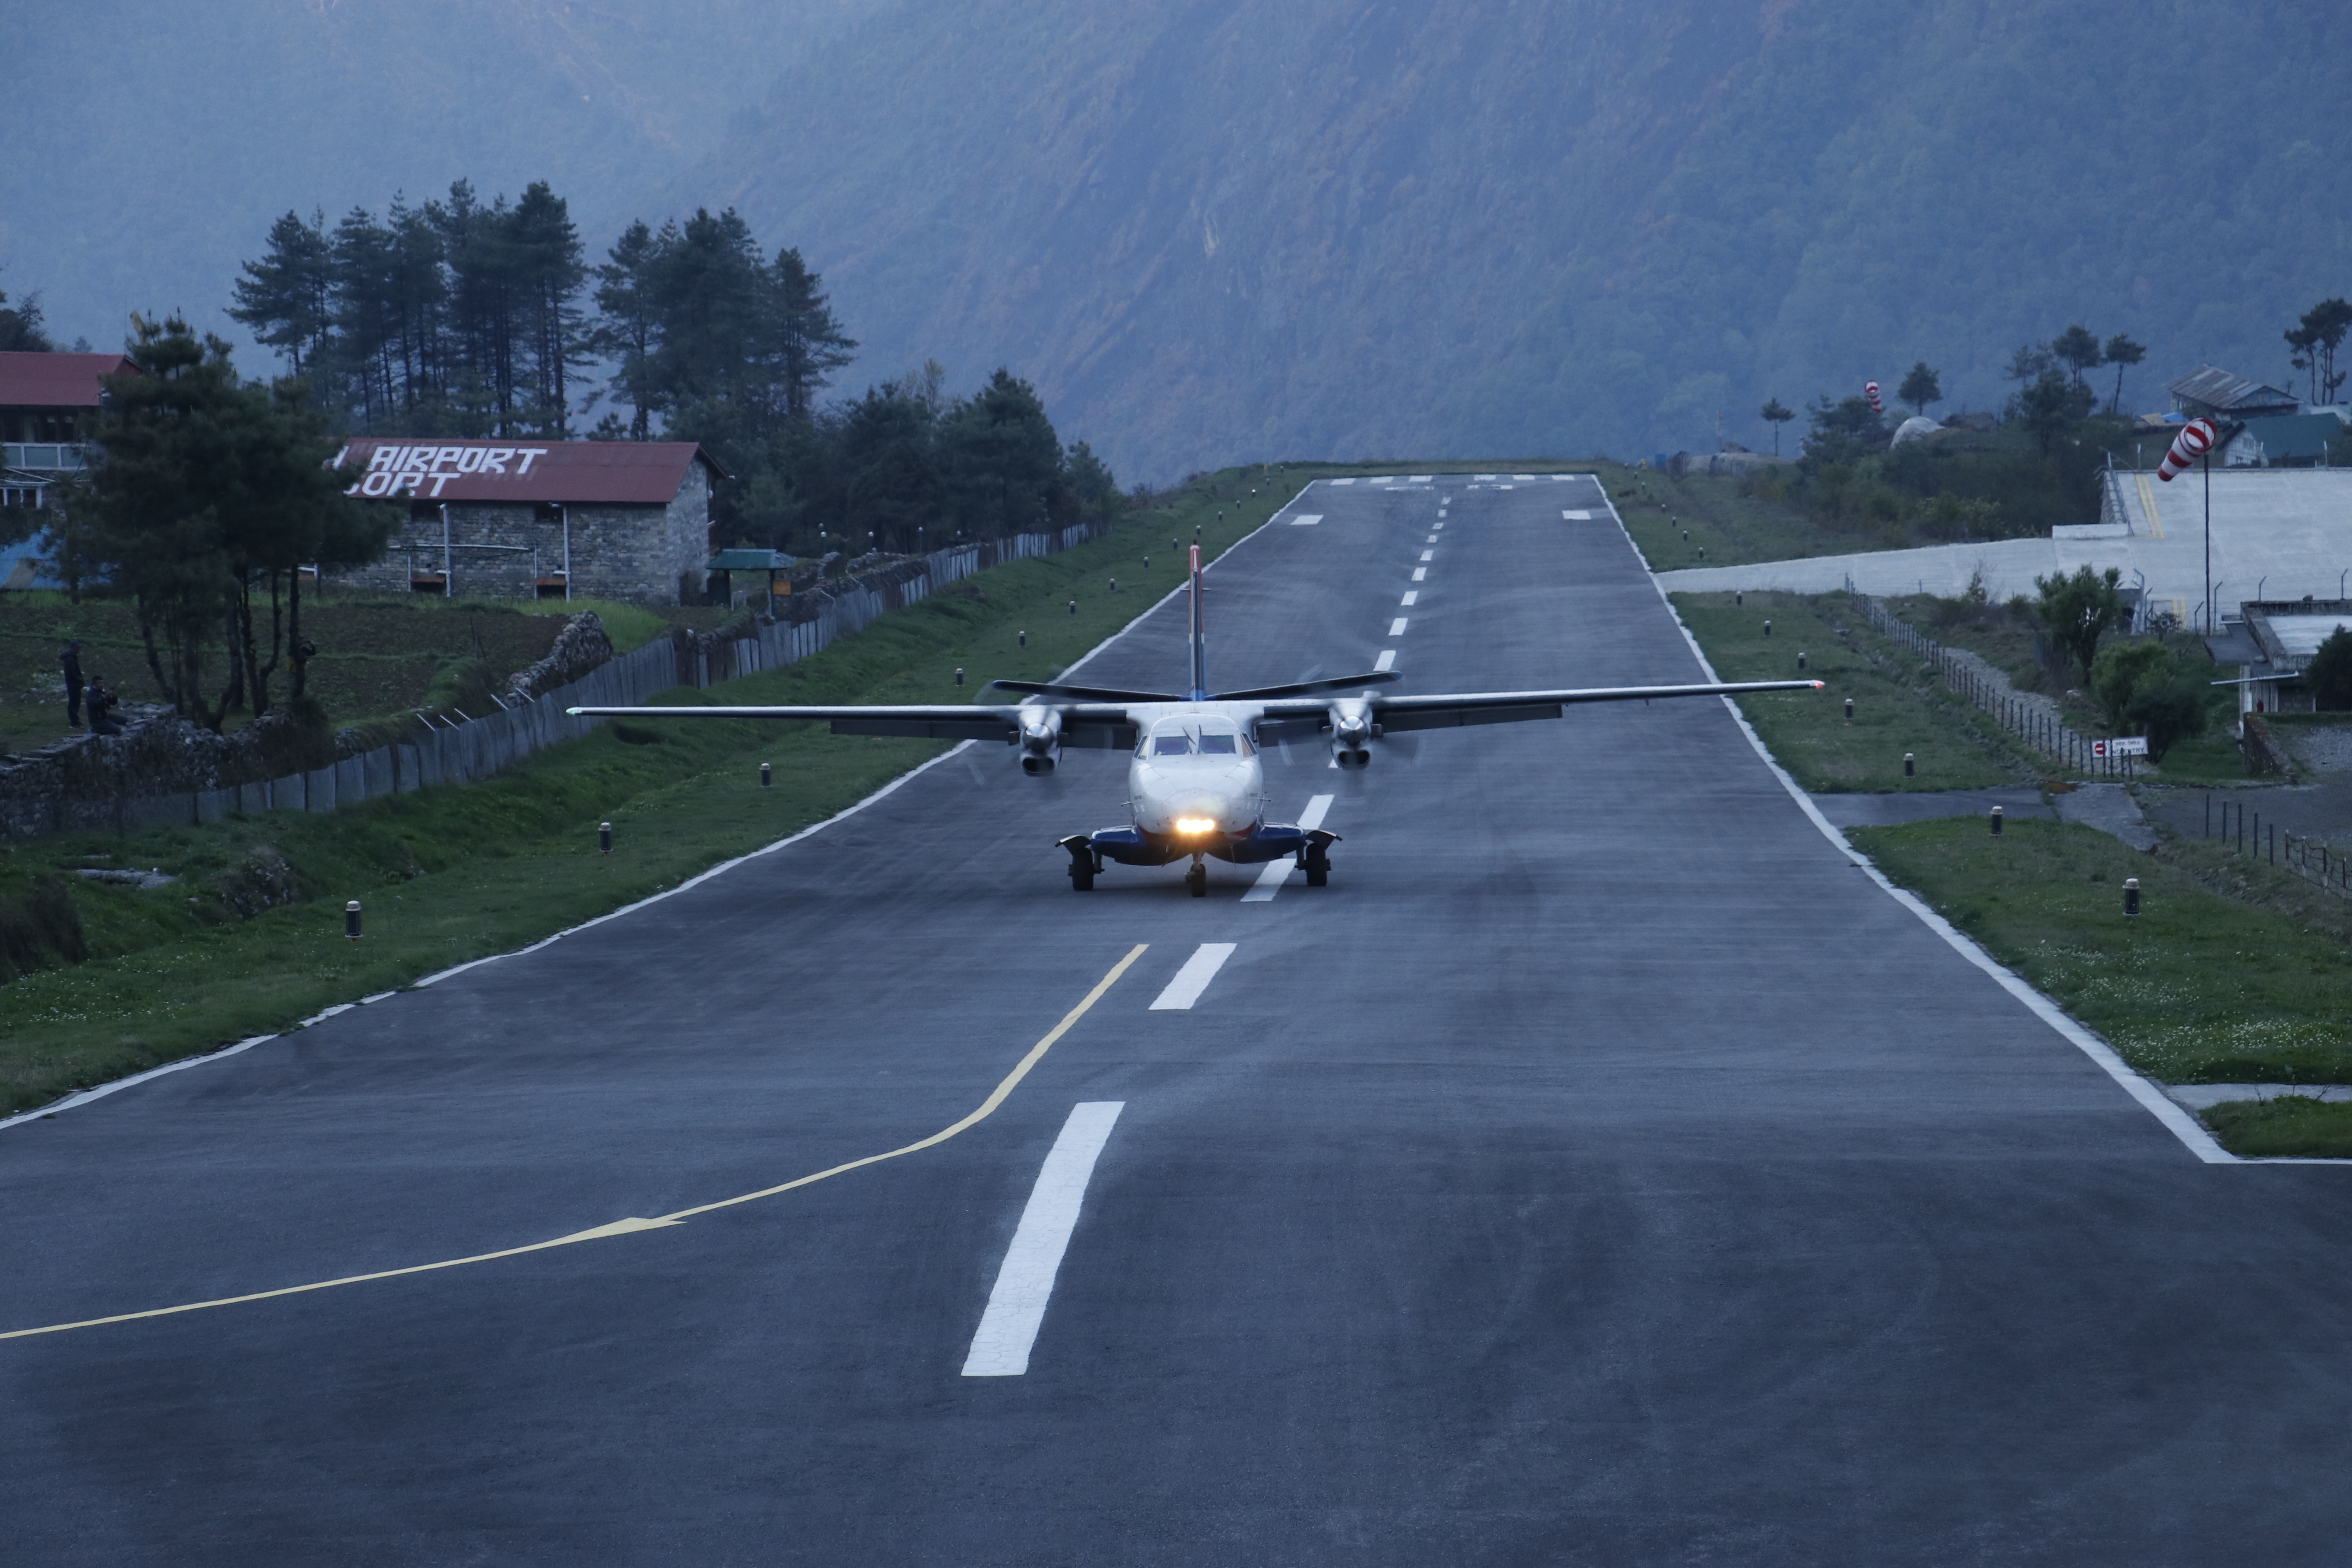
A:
1673;590;2026;791
0;466;1299;1116
1849;815;2352;1156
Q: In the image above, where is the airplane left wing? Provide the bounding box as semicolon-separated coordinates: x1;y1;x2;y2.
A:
1365;679;1822;730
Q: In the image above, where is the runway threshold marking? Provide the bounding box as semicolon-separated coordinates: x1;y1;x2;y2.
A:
0;947;1153;1342
1243;795;1334;902
1149;944;1237;1009
960;1100;1125;1376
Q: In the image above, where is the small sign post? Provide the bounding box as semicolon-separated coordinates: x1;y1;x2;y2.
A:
2090;737;2150;758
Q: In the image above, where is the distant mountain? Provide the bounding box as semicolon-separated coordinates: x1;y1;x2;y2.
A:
12;1;2350;483
684;0;2352;479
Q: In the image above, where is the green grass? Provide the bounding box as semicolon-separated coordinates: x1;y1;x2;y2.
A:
1849;816;2352;1090
2201;1098;2352;1159
0;468;1289;1116
1673;590;2024;791
1598;463;1836;571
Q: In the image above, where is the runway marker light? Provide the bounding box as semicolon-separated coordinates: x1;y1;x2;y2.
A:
1991;806;2003;837
1844;697;1855;723
2124;877;2141;916
345;900;361;942
1904;753;1915;779
1798;651;1807;671
760;762;772;788
599;821;612;855
955;667;965;686
1110;577;1118;593
1736;591;1743;606
1764;619;1772;638
1068;599;1077;615
1019;630;1027;647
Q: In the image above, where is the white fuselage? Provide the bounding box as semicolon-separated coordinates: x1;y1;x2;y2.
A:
1125;704;1267;844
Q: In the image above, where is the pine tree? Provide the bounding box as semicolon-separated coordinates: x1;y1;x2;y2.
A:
2102;334;2146;416
228;211;334;379
1896;362;1942;417
770;248;857;424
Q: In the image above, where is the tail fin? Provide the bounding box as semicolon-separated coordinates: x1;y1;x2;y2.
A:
1188;544;1207;701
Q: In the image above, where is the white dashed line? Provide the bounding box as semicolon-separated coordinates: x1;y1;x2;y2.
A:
1329;477;1356;485
1243;795;1335;902
1474;474;1497;481
1425;534;1438;543
1409;474;1433;482
1412;566;1426;581
1400;591;1418;606
1512;474;1535;481
960;1101;1125;1377
1290;513;1323;526
1419;550;1434;562
1373;649;1396;672
1388;617;1409;636
1149;943;1238;1010
1562;510;1592;520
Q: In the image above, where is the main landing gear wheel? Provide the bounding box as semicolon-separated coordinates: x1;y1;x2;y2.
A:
1185;863;1208;898
1303;841;1332;887
1071;866;1094;891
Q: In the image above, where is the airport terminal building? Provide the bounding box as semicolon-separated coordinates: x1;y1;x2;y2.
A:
330;438;722;604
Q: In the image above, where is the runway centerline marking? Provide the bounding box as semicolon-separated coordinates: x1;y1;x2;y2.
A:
1243;796;1334;901
1373;650;1396;672
1388;617;1409;636
1412;567;1427;581
961;1100;1125;1377
1149;944;1236;1010
1419;550;1434;562
1401;591;1418;606
1426;534;1438;543
1562;510;1592;520
1289;513;1323;526
0;946;1152;1342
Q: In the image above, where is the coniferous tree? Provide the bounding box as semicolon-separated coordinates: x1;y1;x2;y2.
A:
2102;334;2146;416
938;370;1064;538
229;211;334;380
1896;361;1942;417
1759;397;1794;455
0;282;50;352
2050;324;2103;390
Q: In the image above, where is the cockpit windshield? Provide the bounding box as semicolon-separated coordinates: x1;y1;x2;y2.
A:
1141;723;1252;758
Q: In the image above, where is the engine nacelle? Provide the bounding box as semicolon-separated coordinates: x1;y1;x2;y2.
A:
1018;705;1062;775
1330;699;1374;768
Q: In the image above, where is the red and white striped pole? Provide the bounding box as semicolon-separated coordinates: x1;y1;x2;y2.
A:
2158;419;2221;630
1865;380;1883;416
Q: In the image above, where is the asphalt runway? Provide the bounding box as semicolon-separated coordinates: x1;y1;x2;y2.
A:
5;475;2351;1564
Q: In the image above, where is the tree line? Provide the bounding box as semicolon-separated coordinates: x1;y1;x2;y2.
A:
230;182;1123;560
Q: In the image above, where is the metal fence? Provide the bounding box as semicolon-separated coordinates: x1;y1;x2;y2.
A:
1854;595;2139;780
111;523;1105;832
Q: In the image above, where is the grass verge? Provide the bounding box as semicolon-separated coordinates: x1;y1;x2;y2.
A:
0;466;1295;1116
2201;1098;2352;1159
1673;590;2028;791
1850;815;2352;1108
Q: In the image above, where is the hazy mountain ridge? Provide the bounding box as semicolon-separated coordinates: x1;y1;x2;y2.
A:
693;0;2350;479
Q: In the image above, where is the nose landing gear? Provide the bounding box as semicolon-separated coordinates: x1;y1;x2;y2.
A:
1185;859;1208;898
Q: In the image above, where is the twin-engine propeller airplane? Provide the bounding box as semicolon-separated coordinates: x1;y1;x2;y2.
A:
572;546;1820;895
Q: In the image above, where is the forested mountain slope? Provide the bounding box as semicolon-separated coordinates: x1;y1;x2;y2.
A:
694;0;2350;477
11;0;2347;481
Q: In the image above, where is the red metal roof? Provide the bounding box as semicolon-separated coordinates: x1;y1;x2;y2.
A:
0;352;136;409
331;438;719;505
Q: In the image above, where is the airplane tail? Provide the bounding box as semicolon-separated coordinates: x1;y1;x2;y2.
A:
1188;544;1207;701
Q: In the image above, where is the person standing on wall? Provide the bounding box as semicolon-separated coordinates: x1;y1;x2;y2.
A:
60;639;83;729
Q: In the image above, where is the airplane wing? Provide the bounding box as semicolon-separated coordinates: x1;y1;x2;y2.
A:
1254;678;1822;733
564;702;1144;747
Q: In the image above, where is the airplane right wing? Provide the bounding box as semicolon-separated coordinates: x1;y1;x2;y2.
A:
564;701;1144;748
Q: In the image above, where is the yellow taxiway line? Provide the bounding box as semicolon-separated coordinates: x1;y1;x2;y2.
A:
1;944;1151;1342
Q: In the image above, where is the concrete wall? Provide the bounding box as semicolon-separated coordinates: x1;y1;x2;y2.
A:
336;463;711;604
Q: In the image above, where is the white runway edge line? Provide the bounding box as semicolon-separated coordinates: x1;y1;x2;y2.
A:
1244;796;1334;901
3;499;1316;1136
1149;943;1238;1010
961;1100;1125;1377
1608;492;2249;1165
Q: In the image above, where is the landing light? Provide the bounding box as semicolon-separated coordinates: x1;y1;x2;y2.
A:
1175;817;1218;835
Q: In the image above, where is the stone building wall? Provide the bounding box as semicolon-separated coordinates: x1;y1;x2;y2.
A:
335;463;711;604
